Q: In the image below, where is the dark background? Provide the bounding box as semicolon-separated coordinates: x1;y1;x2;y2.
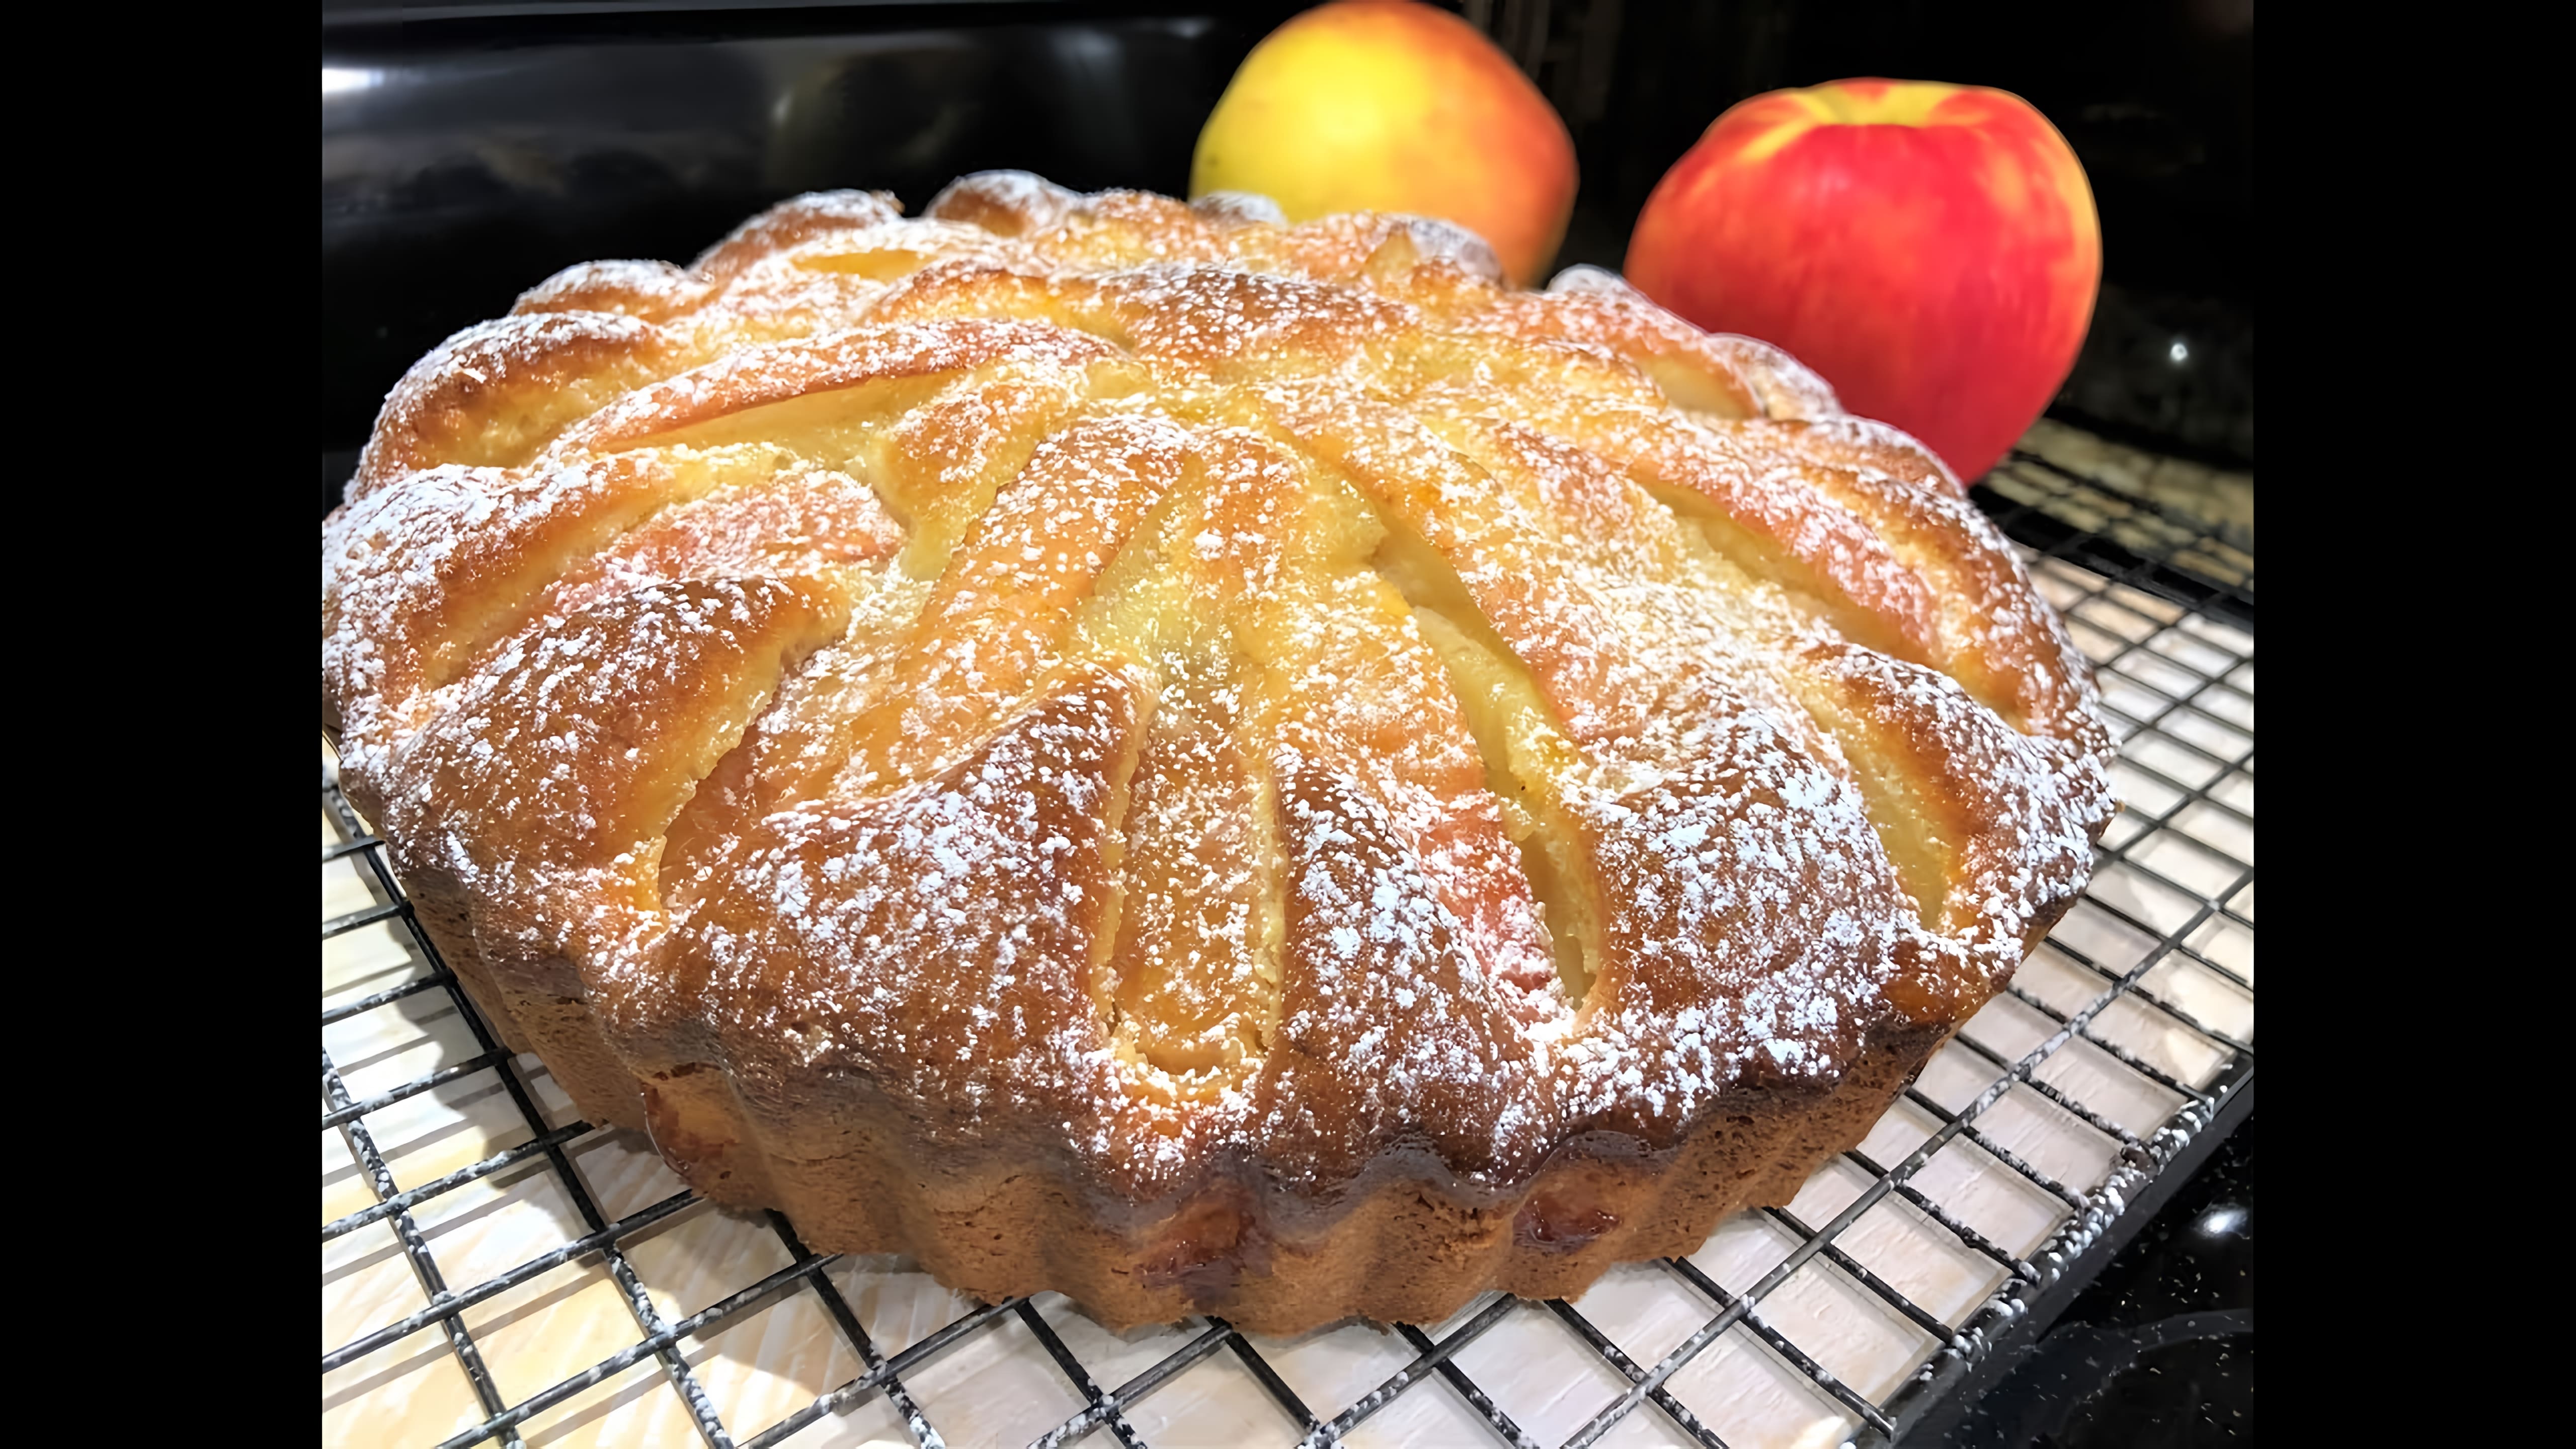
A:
321;0;2253;503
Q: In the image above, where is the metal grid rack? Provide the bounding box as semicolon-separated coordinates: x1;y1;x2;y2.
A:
323;432;2253;1449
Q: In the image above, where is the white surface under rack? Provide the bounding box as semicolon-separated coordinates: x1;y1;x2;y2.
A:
324;528;2255;1449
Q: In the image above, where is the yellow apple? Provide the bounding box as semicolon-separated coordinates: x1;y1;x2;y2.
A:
1190;1;1578;287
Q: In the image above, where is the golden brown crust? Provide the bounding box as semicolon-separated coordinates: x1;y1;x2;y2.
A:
351;315;691;499
321;173;2114;1333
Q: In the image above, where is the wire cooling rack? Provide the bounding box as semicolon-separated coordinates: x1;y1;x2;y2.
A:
323;432;2254;1449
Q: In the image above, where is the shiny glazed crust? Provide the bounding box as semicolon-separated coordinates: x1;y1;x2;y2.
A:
321;174;2116;1334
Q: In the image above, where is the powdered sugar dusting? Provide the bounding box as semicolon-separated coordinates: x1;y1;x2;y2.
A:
321;175;2117;1209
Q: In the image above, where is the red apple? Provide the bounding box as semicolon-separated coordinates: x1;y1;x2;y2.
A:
1624;79;2100;485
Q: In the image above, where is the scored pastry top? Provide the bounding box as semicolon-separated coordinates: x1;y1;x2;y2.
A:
321;172;2114;1207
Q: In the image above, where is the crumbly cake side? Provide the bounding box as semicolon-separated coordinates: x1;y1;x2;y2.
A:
321;173;2115;1334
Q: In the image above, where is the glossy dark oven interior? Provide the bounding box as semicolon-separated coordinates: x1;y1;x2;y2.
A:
322;0;2252;503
